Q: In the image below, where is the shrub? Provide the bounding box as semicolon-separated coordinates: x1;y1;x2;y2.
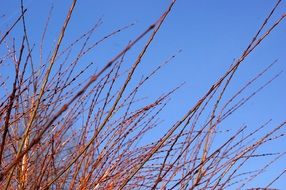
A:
0;0;285;189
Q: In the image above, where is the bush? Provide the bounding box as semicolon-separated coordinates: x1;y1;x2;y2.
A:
0;0;285;189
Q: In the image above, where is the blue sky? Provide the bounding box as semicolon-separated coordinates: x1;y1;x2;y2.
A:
1;0;286;188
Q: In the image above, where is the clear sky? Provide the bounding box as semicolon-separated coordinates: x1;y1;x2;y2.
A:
1;0;286;189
